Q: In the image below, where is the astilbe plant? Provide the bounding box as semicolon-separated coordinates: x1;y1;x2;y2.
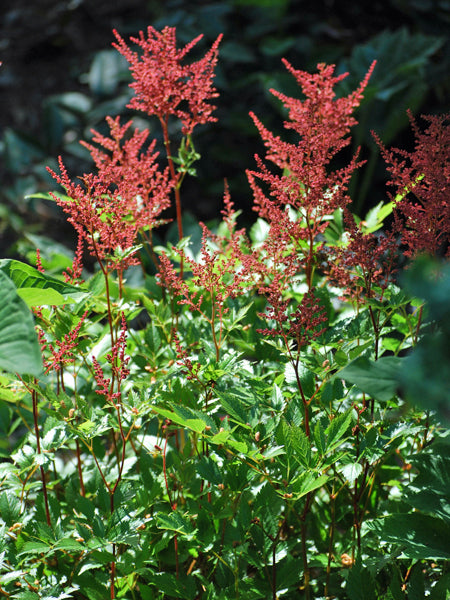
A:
113;26;222;246
247;60;376;291
375;111;450;258
47;117;173;280
159;184;253;363
1;24;450;600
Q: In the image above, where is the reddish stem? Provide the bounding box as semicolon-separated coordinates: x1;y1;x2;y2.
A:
32;386;51;527
163;429;180;578
160;116;184;278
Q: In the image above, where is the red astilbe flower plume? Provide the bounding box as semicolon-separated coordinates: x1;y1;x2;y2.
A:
47;117;173;272
82;116;173;231
258;288;327;349
113;26;222;135
92;313;130;405
38;310;89;375
374;112;450;258
159;185;253;360
327;210;399;303
248;60;376;290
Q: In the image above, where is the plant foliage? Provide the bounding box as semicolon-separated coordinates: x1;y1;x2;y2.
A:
0;23;449;600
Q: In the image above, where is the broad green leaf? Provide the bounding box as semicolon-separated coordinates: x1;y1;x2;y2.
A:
149;572;197;600
363;201;395;233
289;425;311;467
53;538;85;552
346;558;377;600
339;356;402;402
0;259;88;306
314;421;326;455
217;390;251;425
249;217;270;245
18;541;51;555
88;49;126;96
0;271;43;376
404;439;450;523
0;491;21;526
365;513;450;559
197;456;222;485
290;471;330;499
151;405;209;434
210;429;248;454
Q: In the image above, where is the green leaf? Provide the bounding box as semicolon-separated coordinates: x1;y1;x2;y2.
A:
346;558;377;600
363;201;395;233
249;218;270;245
326;409;352;452
404;439;450;523
313;421;326;455
156;512;197;540
88;49;126;96
0;259;88;306
339;356;402;402
18;540;51;556
0;271;43;376
149;572;197;600
197;456;222;485
0;491;21;526
290;471;330;499
339;462;363;483
365;513;450;559
53;538;85;552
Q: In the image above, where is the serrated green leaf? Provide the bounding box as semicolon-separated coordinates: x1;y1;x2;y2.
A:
53;538;85;552
0;491;21;526
339;462;363;483
156;512;196;540
197;456;222;485
365;513;450;559
314;421;326;455
290;471;329;499
18;540;51;555
346;558;377;600
326;410;352;452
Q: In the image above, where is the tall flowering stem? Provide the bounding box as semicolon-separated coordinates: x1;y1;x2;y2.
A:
248;60;375;291
48;116;173;345
374;112;450;258
247;60;375;600
160;186;252;363
113;27;222;269
91;313;131;599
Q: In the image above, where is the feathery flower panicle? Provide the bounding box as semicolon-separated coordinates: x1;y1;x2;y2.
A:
39;310;89;375
159;185;253;314
258;289;327;348
328;211;399;302
113;27;222;135
249;61;376;214
248;60;375;291
82;116;173;230
159;186;254;361
93;313;130;403
47;117;173;272
374;112;450;258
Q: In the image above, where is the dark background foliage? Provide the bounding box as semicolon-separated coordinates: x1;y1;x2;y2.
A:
0;0;449;256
